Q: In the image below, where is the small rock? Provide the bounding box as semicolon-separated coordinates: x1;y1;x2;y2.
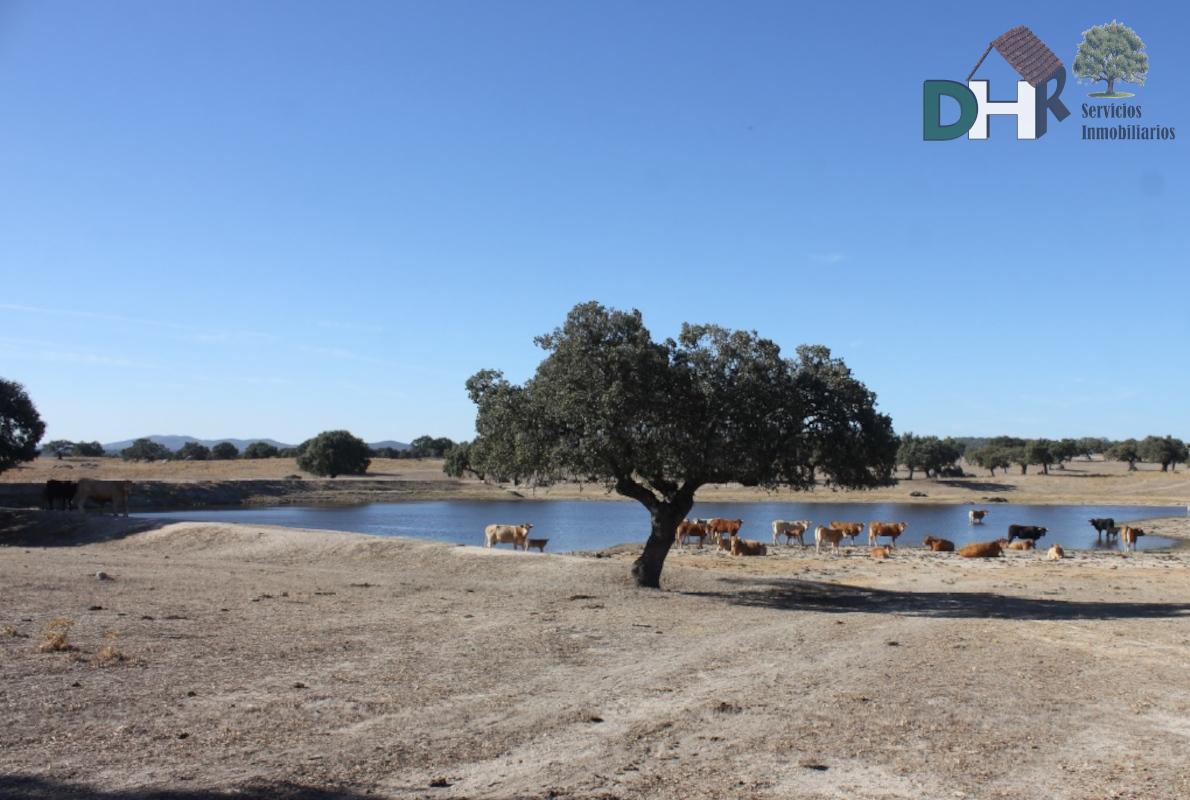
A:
293;682;308;689
70;681;81;688
88;605;104;611
186;690;197;697
95;571;111;581
177;732;189;740
429;777;451;788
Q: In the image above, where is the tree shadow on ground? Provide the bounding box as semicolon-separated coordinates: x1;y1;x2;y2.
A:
0;776;380;800
682;576;1190;621
936;480;1016;492
0;510;169;548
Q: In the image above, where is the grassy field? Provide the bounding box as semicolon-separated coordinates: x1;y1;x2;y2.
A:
3;455;1189;508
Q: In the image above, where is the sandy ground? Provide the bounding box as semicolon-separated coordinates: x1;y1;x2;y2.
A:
2;512;1188;800
4;456;1190;509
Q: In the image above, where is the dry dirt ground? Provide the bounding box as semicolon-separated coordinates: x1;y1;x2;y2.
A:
4;456;1190;509
2;513;1188;800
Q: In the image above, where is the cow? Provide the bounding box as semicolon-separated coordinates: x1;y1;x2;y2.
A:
1046;544;1065;561
958;540;1003;558
1089;518;1116;539
42;480;78;511
1120;527;1145;553
771;519;812;547
870;546;891;560
1006;524;1047;543
868;521;907;548
74;479;132;516
968;509;988;524
483;523;532;550
922;535;954;552
730;536;767;557
814;526;845;555
829;521;864;545
1005;539;1035;551
707;518;743;545
526;538;549;553
677;520;709;548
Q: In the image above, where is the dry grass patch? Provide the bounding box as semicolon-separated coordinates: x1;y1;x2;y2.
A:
36;617;76;653
91;631;127;666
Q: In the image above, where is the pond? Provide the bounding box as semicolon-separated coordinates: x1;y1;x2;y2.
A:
134;500;1181;553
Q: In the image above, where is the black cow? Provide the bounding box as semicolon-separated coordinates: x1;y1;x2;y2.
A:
1089;518;1116;539
1006;524;1047;543
42;479;78;511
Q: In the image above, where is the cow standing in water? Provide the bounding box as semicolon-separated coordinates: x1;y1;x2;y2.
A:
42;480;78;511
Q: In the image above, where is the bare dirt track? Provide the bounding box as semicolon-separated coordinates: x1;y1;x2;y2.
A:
2;515;1188;799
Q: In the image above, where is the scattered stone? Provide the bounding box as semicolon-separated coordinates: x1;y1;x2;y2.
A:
177;732;189;740
428;777;451;788
88;605;103;611
293;682;308;689
186;691;197;697
95;572;111;581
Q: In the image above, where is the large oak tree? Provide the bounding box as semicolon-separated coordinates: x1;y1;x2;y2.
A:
464;303;897;588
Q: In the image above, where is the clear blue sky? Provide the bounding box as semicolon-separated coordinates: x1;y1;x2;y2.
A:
1;1;1185;444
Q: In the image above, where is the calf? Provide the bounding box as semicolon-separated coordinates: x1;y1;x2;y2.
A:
1006;524;1047;543
1046;544;1065;561
968;509;988;524
958;540;1003;558
830;521;864;545
771;519;812;547
814;525;845;555
868;521;907;547
870;545;891;560
526;538;549;553
1089;518;1116;539
730;536;767;557
1120;527;1145;553
1005;539;1035;551
922;535;954;552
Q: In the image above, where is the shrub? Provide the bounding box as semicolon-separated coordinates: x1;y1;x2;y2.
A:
176;441;211;461
121;438;171;462
243;441;279;459
210;442;240;460
296;430;371;478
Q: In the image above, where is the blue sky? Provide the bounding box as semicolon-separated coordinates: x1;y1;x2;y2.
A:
1;1;1185;444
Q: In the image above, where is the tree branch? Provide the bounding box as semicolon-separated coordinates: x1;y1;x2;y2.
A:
614;475;659;510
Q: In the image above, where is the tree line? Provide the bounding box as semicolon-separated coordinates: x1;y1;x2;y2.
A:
963;435;1187;476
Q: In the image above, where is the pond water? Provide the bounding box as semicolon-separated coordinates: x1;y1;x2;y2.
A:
134;500;1181;553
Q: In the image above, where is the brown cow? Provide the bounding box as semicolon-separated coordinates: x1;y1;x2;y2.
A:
958;540;1003;558
922;535;954;552
870;545;891;559
829;521;864;545
771;519;812;547
868;521;907;547
968;509;988;524
1120;527;1145;553
1005;539;1035;551
677;520;709;548
707;518;743;545
75;479;132;516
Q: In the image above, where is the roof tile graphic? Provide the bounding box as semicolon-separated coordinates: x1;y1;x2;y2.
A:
967;25;1064;87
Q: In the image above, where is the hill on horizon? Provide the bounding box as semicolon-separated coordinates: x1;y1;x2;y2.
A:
101;435;410;454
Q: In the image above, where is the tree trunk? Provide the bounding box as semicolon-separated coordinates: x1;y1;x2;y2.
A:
1020;465;1028;475
907;468;914;480
1107;77;1116;95
631;502;691;589
1041;464;1049;475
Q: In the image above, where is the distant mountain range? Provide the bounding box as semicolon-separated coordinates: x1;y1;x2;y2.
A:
101;435;409;453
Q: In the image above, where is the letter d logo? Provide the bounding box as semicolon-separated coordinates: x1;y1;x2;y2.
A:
923;80;978;140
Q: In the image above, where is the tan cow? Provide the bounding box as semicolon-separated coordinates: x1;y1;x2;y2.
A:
870;545;891;559
771;519;812;547
1046;544;1065;561
75;479;132;516
484;523;532;550
815;525;845;555
730;535;767;556
958;540;1003;558
922;535;954;552
868;521;907;547
829;521;864;545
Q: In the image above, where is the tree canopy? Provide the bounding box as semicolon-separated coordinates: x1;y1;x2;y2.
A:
121;437;171;462
211;442;240;460
0;379;46;475
1138;435;1187;472
297;430;371;477
177;441;211;461
1073;21;1148;96
243;441;280;459
464;302;897;587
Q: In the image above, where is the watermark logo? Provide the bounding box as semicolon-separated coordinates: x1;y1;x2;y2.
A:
1074;20;1147;99
923;25;1070;141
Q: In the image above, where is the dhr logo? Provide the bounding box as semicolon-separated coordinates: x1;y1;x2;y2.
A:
924;25;1071;140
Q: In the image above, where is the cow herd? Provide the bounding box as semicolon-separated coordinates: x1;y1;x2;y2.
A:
40;479;132;516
